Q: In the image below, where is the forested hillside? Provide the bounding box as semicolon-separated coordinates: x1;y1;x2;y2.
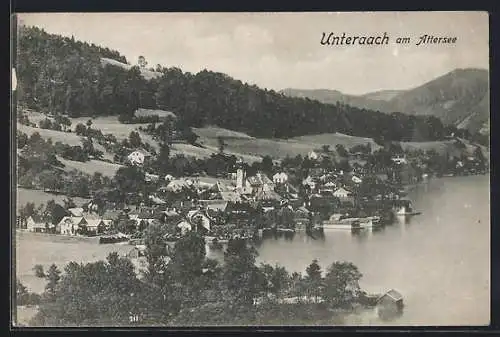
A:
17;25;453;142
282;69;489;135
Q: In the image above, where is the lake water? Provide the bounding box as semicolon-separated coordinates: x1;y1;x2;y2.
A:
209;175;491;326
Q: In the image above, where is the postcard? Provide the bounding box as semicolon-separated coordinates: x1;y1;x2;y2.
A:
12;12;490;327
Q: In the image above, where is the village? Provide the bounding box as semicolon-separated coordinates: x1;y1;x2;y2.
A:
18;128;488;261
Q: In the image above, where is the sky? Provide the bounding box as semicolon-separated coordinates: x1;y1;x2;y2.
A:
17;12;489;95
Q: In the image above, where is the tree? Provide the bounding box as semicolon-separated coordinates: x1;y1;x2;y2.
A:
75;123;87;136
63;197;76;209
223;238;261;308
335;144;349;158
305;259;323;303
323;261;362;309
217;136;226;154
129;131;142;148
138;56;148;68
321;144;330;153
86;119;93;129
33;264;45;278
19;202;36;223
259;263;290;300
44;264;61;301
44;200;67;226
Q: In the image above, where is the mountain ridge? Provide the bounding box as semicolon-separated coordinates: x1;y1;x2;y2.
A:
281;68;489;133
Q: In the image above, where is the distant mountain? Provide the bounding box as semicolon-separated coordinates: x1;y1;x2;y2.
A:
280;88;393;113
281;68;490;133
360;90;404;101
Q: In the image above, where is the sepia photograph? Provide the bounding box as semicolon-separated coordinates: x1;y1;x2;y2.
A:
11;11;490;327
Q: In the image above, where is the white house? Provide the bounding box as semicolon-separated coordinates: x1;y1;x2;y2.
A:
272;172;288;184
308;150;319;160
333;187;352;199
302;175;317;190
352;175;363;184
128;150;146;166
57;216;87;235
26;215;49;233
176;220;192;235
391;156;408;165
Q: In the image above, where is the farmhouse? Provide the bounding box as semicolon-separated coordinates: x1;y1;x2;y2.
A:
57;216;88;235
127;149;152;166
272;172;288;184
26;215;50;233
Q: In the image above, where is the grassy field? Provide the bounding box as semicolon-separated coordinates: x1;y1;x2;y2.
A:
101;57;162;81
15;305;39;326
16;188;90;210
17;123;111;159
292;133;382;152
15;231;132;294
57;157;123;177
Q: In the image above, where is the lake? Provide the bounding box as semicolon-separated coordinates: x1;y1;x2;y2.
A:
209;175;491;326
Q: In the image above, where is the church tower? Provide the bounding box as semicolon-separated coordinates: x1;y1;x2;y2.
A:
236;158;246;190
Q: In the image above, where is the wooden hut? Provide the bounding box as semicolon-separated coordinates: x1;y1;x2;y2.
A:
376;289;404;320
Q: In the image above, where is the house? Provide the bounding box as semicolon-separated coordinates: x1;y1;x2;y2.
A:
57;216;88;235
145;173;160;183
176;220;192;235
308;150;319;160
272;172;288;184
127;149;152;166
26;215;50;233
351;175;363;184
102;210;121;224
333;187;352;199
187;210;211;232
302;176;317;190
81;217;106;236
246;172;275;194
376;289;404;320
391;156;408;165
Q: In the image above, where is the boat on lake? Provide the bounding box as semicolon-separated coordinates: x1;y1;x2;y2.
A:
320;214;380;230
393;199;421;216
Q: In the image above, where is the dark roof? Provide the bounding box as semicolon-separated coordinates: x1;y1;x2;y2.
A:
29;214;45;223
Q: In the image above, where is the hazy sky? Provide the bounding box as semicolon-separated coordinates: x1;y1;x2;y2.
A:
18;12;489;95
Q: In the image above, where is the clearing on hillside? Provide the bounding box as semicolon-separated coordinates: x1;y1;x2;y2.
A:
57;157;123;177
101;57;162;81
16;187;91;210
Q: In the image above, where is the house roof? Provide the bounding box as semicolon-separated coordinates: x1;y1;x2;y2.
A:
247;173;273;186
85;219;104;228
255;188;282;201
28;214;45;223
220;191;242;202
333;187;352;195
379;289;403;302
102;210;121;220
57;216;86;227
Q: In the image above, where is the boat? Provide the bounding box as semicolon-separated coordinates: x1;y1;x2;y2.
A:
321;214;373;230
395;205;421;216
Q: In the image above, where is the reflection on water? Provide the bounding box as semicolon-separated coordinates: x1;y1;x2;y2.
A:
207;175;490;326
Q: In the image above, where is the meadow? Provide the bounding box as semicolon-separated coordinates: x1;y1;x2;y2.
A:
57;157;123;177
17;188;90;211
